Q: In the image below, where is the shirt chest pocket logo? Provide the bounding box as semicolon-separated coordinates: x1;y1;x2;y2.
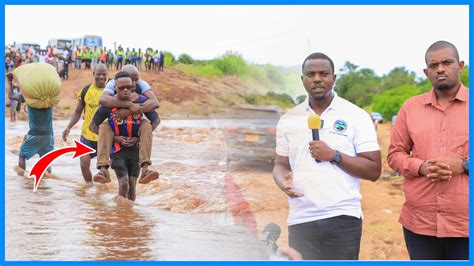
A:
333;120;348;133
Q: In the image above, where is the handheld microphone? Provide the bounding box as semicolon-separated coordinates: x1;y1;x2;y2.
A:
261;223;281;252
308;114;322;163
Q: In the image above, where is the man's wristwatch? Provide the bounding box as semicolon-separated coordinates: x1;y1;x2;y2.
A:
462;159;469;175
331;150;342;165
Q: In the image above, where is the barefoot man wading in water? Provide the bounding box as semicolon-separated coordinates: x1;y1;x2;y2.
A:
62;63;108;183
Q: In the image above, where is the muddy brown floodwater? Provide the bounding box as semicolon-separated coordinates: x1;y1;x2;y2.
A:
5;120;409;261
5;119;273;261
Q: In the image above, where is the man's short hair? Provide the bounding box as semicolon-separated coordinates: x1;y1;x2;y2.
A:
93;63;107;72
425;41;459;63
114;71;131;81
121;64;139;76
302;52;335;75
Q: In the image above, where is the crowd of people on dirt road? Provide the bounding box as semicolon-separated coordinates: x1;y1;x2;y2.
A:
71;45;165;74
5;42;166;122
5;43;166;78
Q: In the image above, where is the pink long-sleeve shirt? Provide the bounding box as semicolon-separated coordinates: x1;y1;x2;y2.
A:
388;85;469;237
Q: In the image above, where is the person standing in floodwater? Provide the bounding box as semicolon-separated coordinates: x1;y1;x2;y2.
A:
62;63;108;184
90;71;146;201
7;72;54;175
94;64;160;185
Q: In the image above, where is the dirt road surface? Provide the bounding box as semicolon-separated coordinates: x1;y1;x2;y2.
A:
228;123;409;260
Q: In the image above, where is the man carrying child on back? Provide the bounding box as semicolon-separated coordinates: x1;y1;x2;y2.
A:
90;71;158;201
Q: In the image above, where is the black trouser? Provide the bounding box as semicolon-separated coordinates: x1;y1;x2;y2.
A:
111;147;140;178
289;215;362;260
84;59;91;69
403;227;469;260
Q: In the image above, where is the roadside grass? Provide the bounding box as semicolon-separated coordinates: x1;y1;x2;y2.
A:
170;51;301;109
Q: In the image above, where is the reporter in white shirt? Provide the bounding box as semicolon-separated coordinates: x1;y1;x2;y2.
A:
273;52;381;260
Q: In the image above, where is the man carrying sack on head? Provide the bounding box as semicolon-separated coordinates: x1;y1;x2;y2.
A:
7;63;61;174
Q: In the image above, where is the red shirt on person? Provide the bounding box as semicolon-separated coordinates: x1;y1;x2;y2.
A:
388;85;468;237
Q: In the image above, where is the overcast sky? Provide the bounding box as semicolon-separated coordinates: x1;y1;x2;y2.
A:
5;5;469;78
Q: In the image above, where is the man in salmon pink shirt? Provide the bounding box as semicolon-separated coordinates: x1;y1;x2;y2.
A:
388;40;469;260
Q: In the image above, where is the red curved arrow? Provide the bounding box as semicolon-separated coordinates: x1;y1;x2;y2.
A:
29;139;95;192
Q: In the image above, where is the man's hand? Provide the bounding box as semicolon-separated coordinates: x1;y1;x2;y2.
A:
128;103;142;115
280;172;304;198
114;136;127;145
308;140;335;162
114;136;139;147
62;127;71;142
123;137;139;147
425;157;464;182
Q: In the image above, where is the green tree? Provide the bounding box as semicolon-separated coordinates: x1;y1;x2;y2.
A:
461;66;469;87
163;51;175;67
265;65;285;87
335;62;381;107
213;51;248;76
381;67;417;91
339;61;359;73
178;53;194;64
372;84;423;120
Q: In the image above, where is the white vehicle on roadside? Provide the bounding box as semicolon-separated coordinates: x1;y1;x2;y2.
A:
71;35;103;50
48;39;72;56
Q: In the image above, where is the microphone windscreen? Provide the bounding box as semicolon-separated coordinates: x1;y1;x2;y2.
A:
262;223;281;242
308;114;321;129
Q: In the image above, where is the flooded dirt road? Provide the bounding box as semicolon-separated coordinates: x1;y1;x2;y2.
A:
5;119;408;261
5;119;273;261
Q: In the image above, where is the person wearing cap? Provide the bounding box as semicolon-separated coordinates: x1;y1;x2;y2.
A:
272;52;381;260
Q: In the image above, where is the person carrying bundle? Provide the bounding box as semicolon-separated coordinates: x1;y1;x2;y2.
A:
7;63;61;174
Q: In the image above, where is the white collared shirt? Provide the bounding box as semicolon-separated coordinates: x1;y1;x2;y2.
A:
276;93;379;225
